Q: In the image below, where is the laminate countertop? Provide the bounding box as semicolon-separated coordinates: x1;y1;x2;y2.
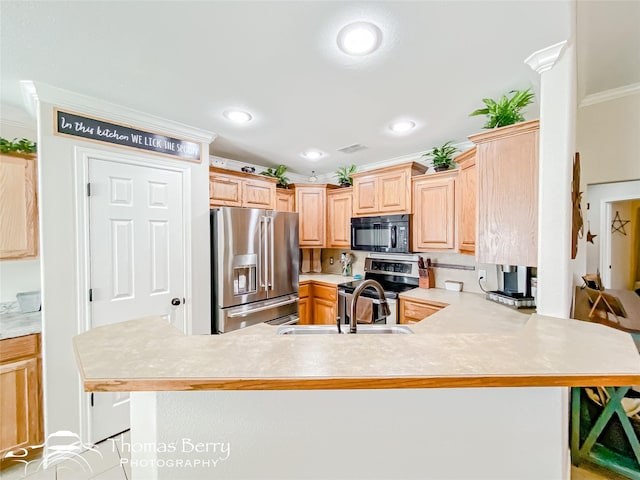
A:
0;311;42;340
73;289;640;392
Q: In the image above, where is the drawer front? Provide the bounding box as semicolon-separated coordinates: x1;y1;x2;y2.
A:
312;283;337;302
299;283;310;299
0;334;39;363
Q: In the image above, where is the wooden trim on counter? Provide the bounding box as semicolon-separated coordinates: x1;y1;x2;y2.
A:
82;373;640;392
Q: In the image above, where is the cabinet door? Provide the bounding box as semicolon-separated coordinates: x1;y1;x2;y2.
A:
209;174;243;207
399;299;443;324
326;189;353;248
0;154;38;259
378;170;408;213
312;298;337;325
352;176;378;216
298;297;310;325
457;154;476;255
412;175;456;251
243;180;275;209
296;187;327;247
0;356;40;456
275;191;294;212
473;122;539;266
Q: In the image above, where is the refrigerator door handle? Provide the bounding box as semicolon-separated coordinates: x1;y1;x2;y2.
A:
227;296;299;318
259;217;266;291
269;216;275;290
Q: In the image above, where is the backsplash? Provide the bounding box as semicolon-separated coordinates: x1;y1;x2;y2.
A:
319;249;500;294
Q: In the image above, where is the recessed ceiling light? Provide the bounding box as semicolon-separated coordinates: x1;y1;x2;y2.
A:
223;110;253;123
390;120;416;133
337;21;382;56
302;149;324;160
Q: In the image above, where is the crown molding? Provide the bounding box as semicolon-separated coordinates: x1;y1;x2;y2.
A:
524;41;567;75
20;81;216;144
579;82;640;108
0;116;36;131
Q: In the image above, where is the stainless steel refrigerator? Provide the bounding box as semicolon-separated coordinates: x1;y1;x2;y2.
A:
211;207;299;333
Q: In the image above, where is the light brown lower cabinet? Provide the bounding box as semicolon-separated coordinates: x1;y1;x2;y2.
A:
399;298;446;324
298;282;310;324
310;283;338;325
0;334;43;466
297;281;338;325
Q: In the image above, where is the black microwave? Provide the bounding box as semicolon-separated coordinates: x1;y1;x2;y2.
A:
350;215;410;253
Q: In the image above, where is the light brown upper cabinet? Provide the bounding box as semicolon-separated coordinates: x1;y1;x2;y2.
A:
469;120;539;267
326;188;353;248
0;154;38;260
351;162;427;217
275;189;295;212
295;184;336;247
209;167;277;209
412;171;456;251
455;147;477;255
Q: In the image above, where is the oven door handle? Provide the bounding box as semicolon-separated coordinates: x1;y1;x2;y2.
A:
390;225;397;248
227;296;299;318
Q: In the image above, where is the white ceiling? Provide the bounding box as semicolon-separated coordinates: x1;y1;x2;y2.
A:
1;1;576;175
577;0;640;99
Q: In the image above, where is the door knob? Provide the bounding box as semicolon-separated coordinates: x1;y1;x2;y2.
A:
171;297;182;306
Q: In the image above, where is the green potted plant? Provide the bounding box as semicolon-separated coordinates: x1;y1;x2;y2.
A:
0;137;37;155
335;164;356;187
422;141;459;172
469;88;535;129
260;164;290;188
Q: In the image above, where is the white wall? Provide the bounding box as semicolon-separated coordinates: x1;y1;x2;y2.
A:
31;86;212;440
573;92;640;286
578;93;640;186
0;118;41;303
131;388;569;480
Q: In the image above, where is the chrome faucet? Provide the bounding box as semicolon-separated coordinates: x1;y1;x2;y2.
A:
350;279;391;334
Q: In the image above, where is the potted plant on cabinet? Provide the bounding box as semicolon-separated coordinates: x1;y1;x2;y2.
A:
422;141;459;172
0;137;37;155
335;164;356;187
469;88;535;128
260;164;290;188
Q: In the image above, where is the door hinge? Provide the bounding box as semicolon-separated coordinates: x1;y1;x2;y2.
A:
89;288;93;302
90;393;94;407
87;183;91;196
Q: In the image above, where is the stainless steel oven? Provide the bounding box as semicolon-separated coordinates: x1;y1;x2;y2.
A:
350;214;410;253
337;254;420;325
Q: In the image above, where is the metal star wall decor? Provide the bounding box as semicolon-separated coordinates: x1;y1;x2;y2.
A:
586;221;597;244
611;210;630;236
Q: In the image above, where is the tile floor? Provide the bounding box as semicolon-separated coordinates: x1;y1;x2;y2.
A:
1;431;130;480
0;430;628;480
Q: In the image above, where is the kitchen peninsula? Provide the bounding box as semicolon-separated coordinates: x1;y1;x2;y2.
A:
73;293;640;480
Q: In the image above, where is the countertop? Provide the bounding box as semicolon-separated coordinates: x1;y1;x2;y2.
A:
73;289;640;392
0;311;42;340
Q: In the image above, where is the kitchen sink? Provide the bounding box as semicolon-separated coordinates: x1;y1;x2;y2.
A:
277;325;413;335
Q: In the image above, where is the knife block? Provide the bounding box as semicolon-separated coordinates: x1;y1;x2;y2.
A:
418;268;434;289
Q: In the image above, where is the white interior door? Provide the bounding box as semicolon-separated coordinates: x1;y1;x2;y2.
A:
88;157;185;443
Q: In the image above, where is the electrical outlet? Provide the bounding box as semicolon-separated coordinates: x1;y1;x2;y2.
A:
477;269;487;281
329;257;334;265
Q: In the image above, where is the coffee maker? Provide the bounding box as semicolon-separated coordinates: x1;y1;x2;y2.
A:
486;265;536;308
